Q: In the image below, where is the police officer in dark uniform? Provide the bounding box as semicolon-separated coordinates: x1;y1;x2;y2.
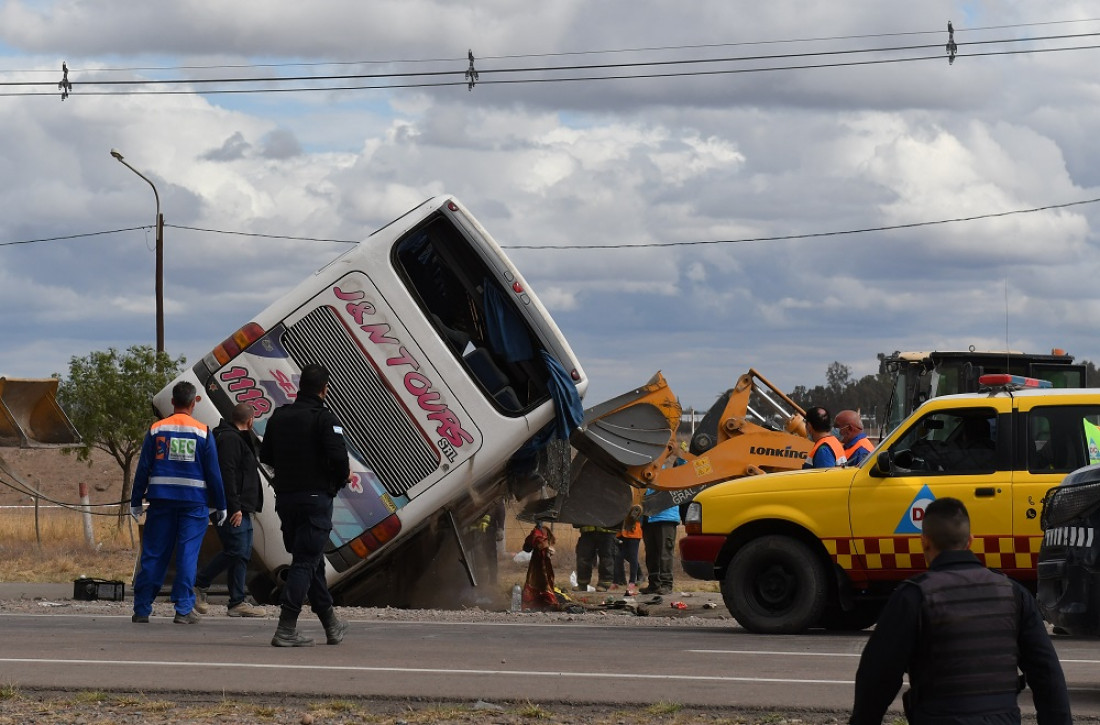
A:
260;363;352;648
850;497;1070;725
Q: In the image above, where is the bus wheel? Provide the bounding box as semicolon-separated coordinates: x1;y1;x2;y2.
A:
723;535;827;634
247;573;279;605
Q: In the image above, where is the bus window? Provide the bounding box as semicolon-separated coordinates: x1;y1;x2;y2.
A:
395;215;550;414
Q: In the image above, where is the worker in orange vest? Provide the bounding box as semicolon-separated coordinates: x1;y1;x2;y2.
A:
613;504;643;591
837;409;874;466
804;406;847;468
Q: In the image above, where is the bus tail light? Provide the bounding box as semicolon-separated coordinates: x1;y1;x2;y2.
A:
206;322;266;367
348;513;402;559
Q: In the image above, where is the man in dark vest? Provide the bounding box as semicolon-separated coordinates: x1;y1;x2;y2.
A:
850;497;1070;725
260;363;351;647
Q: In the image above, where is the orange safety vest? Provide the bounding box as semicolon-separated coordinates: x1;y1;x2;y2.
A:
620;520;642;539
809;435;847;467
844;437;874;459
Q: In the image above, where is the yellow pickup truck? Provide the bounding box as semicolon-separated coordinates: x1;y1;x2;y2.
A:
680;377;1100;633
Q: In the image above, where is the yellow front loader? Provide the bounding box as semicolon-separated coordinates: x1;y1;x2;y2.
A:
524;368;813;526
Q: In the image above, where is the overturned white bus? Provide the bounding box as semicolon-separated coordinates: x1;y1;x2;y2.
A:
153;196;586;606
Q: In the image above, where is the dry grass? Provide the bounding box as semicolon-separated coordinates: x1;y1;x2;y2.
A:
0;507;722;593
0;687;853;724
0;509;136;583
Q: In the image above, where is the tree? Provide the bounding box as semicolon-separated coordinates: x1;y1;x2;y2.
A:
56;346;185;525
825;361;852;395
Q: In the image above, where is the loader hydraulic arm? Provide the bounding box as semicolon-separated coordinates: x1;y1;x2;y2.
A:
539;369;812;527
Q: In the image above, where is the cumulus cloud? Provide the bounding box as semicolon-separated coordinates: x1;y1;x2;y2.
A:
0;1;1098;411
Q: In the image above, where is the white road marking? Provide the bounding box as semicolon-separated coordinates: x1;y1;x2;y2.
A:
0;658;855;685
687;649;861;657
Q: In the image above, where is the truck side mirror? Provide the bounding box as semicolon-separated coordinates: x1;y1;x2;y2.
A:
870;451;893;478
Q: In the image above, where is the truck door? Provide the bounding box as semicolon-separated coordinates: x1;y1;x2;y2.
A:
849;405;1012;583
1014;400;1100;581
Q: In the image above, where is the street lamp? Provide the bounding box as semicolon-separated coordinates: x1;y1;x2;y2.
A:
110;149;164;355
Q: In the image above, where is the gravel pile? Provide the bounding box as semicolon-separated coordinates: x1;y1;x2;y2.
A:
1;588;734;628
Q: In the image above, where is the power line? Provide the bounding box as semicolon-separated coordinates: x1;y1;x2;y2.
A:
505;197;1100;249
5;16;1099;76
2;31;1099;97
167;223;354;244
0;226;146;247
5;197;1098;251
5;42;1100;98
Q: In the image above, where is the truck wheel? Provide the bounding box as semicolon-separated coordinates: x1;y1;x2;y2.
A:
722;535;827;634
818;601;881;631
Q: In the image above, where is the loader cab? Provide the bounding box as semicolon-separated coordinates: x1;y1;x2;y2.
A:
879;349;1085;436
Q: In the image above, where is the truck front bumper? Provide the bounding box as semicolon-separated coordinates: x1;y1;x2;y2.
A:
679;534;725;580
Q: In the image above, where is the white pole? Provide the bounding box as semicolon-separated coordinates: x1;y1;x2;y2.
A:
79;481;94;547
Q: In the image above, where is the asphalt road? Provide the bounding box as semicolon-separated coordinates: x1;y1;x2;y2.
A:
2;609;1100;718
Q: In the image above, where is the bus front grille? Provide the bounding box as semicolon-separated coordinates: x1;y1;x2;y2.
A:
282;306;439;498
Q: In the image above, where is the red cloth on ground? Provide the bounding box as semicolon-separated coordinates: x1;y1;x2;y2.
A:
521;524;558;611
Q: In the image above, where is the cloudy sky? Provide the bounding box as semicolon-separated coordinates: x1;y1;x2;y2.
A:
2;1;1099;412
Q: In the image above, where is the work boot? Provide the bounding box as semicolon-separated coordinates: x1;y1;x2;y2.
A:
193;586;209;614
271;607;313;647
227;601;265;618
318;607;349;645
173;610;202;624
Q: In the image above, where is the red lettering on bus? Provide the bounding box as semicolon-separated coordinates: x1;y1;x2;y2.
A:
333;286;363;301
427;409;475;446
404;372;432;395
218;366;273;415
346;301;376;326
912;507;925;522
271;369;297;399
331;282;472;449
416;389;445;411
405;373;473;445
386;346;420;371
221;366;247;381
361;323;400;346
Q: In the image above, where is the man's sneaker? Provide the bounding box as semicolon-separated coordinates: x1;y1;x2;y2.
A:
657;586;674;595
570;585;589;593
227;601;265;618
131;613;149;623
173;610;202;624
595;584;611;592
639;585;660;594
193;586;209;614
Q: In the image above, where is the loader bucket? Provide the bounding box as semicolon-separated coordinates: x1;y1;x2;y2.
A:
569;370;680;473
518;452;637;527
572;402;674;470
0;377;81;448
519;372;680;527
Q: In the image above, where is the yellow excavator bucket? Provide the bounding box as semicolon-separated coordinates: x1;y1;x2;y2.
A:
0;377;81;448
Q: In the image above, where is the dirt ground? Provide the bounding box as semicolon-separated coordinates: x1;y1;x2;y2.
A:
0;446;727;615
0;689;853;725
0;446;123;507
